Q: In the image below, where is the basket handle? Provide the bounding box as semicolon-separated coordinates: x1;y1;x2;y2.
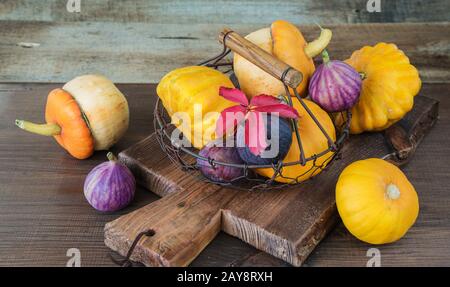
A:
218;28;303;89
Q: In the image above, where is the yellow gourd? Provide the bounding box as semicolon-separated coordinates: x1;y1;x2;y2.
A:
338;43;421;134
257;99;335;183
157;66;235;149
234;20;331;99
336;158;419;244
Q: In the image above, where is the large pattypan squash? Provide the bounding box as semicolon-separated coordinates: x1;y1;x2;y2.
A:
336;158;419;244
157;66;235;149
258;99;336;183
341;43;421;134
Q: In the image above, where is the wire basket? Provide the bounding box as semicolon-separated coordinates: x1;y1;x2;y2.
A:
154;28;351;191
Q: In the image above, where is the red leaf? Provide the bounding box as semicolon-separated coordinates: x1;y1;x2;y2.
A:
253;104;299;119
219;87;249;106
250;94;281;106
215;105;246;137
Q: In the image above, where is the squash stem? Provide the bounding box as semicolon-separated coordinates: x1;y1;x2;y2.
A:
322;50;330;64
15;119;61;136
304;28;332;58
107;152;117;162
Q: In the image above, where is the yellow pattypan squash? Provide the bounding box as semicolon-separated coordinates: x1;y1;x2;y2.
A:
340;43;421;134
336;158;419;244
258;98;336;183
157;66;235;149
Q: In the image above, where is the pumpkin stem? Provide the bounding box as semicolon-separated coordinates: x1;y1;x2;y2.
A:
15;119;61;136
386;184;401;200
107;152;118;162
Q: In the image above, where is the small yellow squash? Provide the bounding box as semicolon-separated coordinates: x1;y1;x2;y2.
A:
340;43;421;134
336;158;419;244
257;98;335;183
157;66;235;149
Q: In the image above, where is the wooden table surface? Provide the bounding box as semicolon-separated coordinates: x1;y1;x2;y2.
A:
0;82;449;267
0;0;449;267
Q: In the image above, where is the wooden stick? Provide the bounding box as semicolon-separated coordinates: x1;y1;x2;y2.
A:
218;28;303;89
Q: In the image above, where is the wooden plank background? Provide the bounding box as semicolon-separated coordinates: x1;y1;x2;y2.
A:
0;0;450;24
0;0;449;83
1;0;449;23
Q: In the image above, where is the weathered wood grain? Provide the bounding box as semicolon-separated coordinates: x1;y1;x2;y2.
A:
106;96;438;266
1;0;449;24
0;22;449;83
105;181;239;267
0;83;449;267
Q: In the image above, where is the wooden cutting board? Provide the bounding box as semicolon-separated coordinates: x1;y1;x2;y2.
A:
104;96;438;267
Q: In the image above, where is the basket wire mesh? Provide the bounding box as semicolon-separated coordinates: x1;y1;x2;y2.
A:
154;38;351;191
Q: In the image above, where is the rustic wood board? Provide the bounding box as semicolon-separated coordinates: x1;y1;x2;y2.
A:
0;22;449;84
104;96;439;266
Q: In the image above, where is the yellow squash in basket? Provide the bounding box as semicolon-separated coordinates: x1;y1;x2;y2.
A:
156;66;235;149
257;98;336;183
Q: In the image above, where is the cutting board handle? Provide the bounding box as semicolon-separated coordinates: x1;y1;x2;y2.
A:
104;181;237;267
383;99;439;165
218;28;303;89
